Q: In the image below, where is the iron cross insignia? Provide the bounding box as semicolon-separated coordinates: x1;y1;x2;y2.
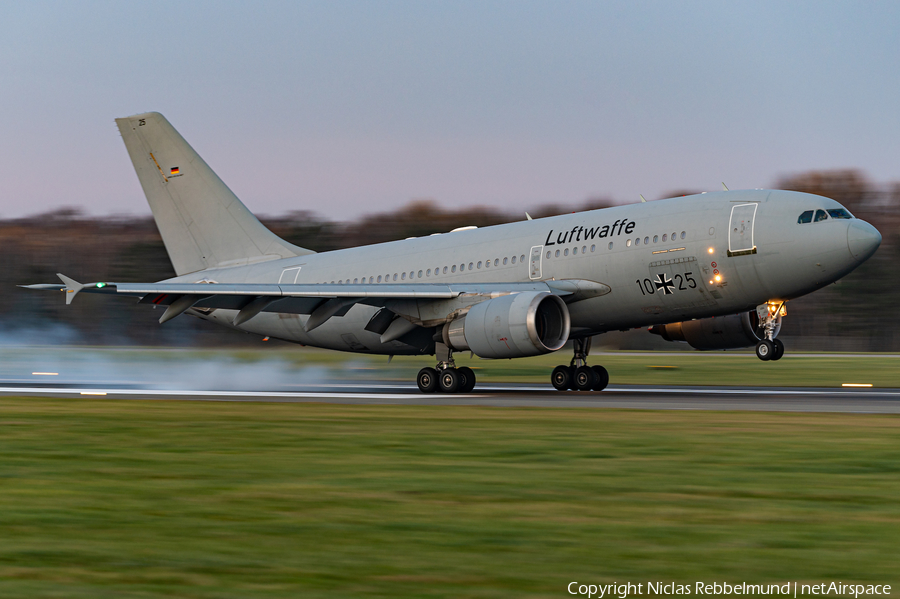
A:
655;273;675;295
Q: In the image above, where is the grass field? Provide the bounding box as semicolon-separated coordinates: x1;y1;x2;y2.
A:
0;398;898;598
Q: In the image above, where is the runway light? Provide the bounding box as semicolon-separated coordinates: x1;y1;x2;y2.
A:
842;383;873;388
32;372;58;376
80;391;107;396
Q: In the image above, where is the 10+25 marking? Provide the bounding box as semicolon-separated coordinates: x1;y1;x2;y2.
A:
636;272;697;296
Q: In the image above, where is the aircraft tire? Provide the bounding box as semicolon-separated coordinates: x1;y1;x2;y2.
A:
591;365;609;391
417;367;439;393
771;339;785;361
568;367;579;390
439;368;461;393
574;366;596;391
551;365;572;391
755;340;774;361
457;366;476;393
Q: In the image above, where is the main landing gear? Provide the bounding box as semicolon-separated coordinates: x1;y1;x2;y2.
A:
755;301;786;362
550;337;609;392
417;344;476;394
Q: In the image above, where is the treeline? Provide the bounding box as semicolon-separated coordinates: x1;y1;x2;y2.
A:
2;170;898;350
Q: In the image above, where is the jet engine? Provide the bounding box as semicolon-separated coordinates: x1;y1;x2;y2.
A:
442;291;570;359
649;311;780;351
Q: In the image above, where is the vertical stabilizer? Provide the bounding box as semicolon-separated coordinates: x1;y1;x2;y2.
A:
115;112;312;276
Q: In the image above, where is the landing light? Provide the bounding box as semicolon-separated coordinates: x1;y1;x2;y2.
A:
714;275;721;282
707;247;714;254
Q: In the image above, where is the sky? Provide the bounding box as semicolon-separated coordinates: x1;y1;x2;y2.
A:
2;1;899;220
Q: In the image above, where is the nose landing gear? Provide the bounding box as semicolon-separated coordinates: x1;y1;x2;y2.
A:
551;337;608;392
755;301;786;361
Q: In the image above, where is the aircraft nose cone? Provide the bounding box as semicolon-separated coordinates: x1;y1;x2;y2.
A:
847;219;882;262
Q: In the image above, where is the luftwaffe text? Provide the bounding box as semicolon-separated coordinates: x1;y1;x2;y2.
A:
545;219;636;246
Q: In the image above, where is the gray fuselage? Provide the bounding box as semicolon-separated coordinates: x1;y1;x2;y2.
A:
174;189;880;355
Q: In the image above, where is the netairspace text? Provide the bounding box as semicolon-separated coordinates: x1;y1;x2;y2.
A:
567;581;892;598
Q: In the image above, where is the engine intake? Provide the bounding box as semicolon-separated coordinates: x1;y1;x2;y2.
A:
443;291;570;359
649;311;780;351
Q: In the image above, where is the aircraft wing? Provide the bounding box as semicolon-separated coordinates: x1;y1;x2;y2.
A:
22;274;610;328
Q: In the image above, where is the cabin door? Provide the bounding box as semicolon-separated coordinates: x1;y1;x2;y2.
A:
728;203;758;257
529;246;543;280
278;266;301;284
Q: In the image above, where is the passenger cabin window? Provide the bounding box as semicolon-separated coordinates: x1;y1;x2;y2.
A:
814;209;828;222
797;210;813;224
828;208;853;219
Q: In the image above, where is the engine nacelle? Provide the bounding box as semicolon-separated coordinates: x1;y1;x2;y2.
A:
649;311;780;351
443;291;570;359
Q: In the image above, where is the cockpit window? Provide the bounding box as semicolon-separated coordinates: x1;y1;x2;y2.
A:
827;208;853;219
814;209;828;222
797;210;813;224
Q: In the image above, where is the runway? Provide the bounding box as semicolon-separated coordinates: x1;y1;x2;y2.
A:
2;382;899;414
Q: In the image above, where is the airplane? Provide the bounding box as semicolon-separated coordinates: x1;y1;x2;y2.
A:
24;112;882;393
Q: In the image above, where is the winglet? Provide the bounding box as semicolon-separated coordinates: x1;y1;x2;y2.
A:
639;194;647;203
525;212;533;221
721;182;729;191
56;273;84;305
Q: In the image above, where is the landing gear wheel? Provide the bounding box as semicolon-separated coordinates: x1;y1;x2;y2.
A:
574;366;597;391
591;365;609;391
417;367;439;393
438;368;460;393
755;340;774;361
771;339;785;361
457;366;476;393
551;365;573;391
